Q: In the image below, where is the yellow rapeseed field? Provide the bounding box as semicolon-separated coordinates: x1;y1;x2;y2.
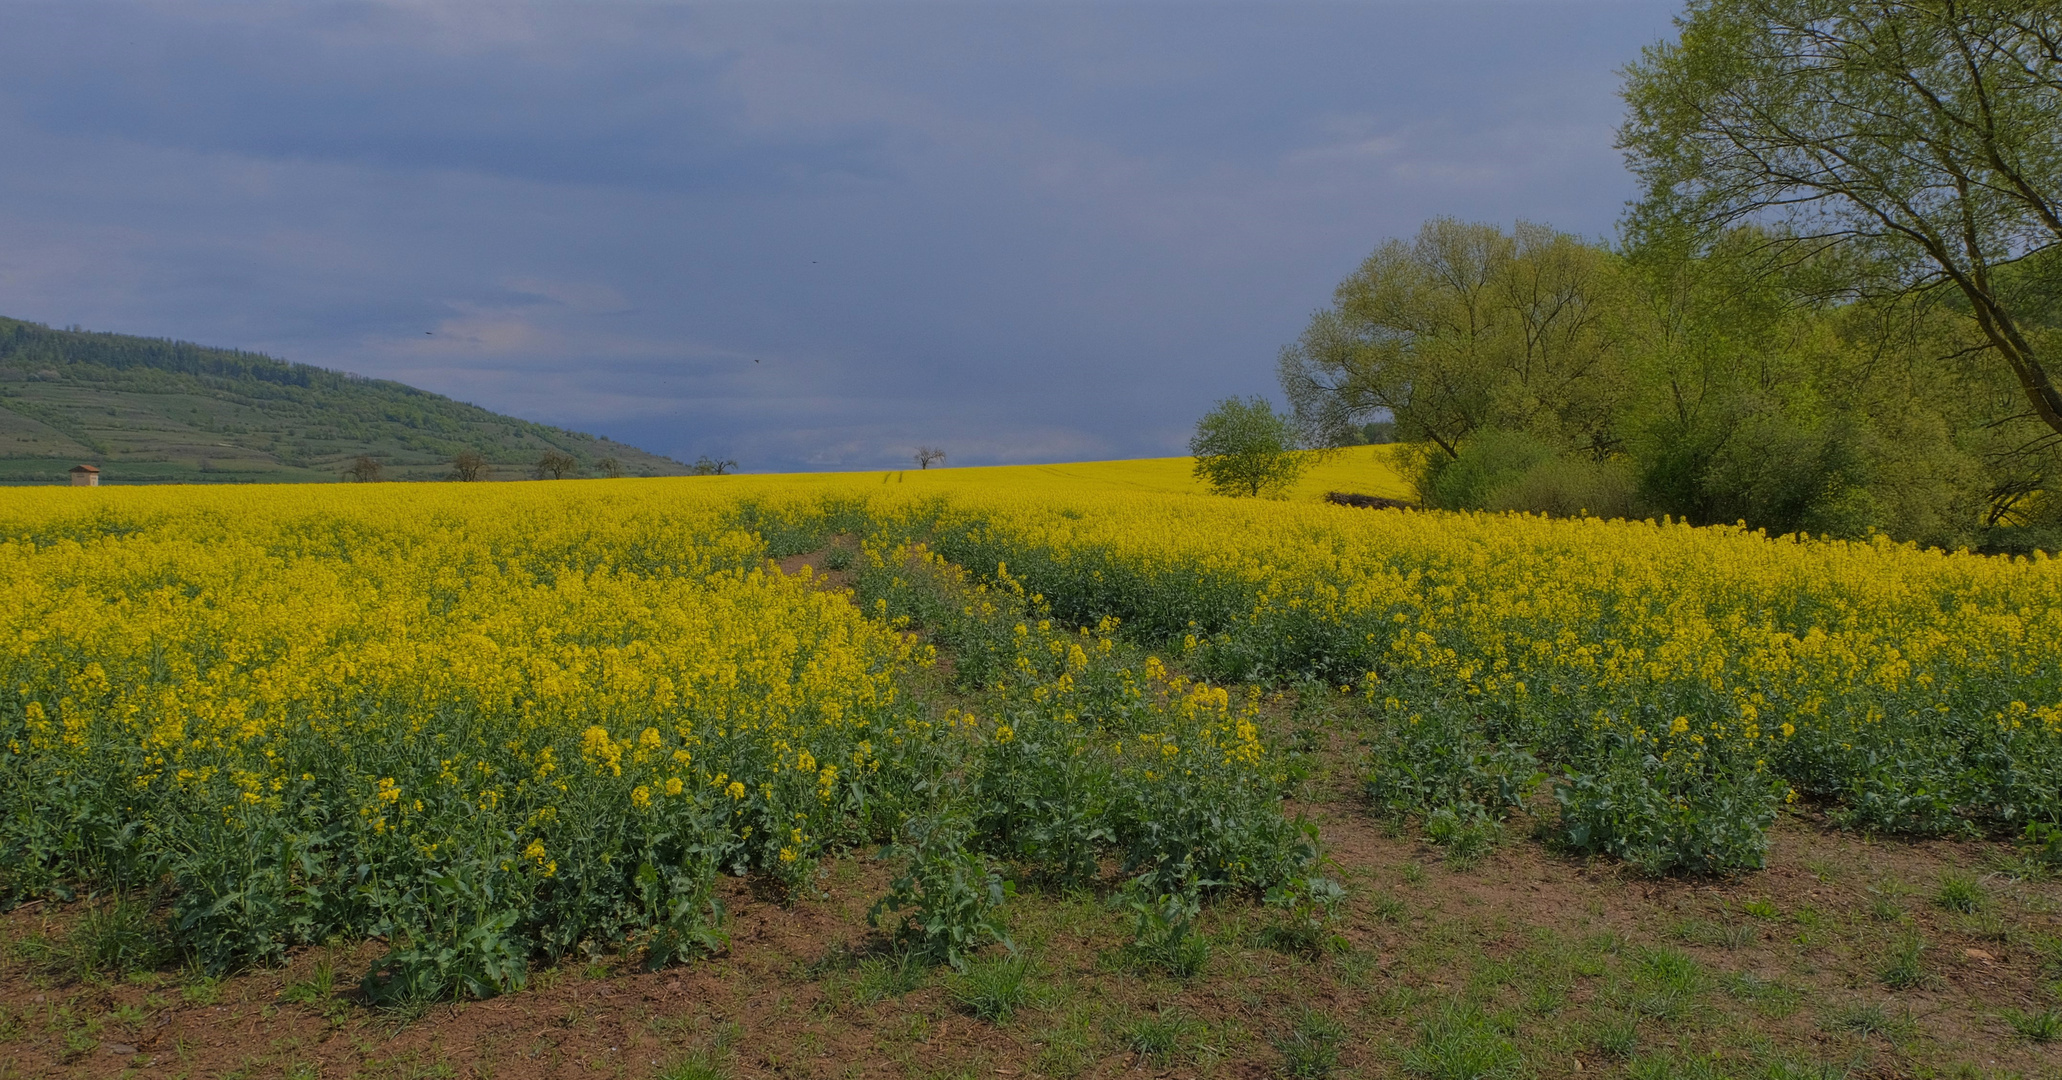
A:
0;477;1304;987
3;456;2057;985
698;445;1415;503
725;466;2062;870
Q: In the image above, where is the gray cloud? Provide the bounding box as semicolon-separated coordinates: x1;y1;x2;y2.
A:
0;0;1681;470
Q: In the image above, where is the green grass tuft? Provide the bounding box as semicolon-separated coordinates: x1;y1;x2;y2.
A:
2004;1006;2062;1043
1933;872;1984;914
1274;1007;1345;1079
1876;934;1931;991
1125;1006;1202;1065
656;1049;730;1080
947;954;1030;1023
854;952;930;1003
1402;1003;1523;1080
1589;1012;1639;1060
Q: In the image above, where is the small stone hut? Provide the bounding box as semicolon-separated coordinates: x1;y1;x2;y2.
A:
69;464;100;487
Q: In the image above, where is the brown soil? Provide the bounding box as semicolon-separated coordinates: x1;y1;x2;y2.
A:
4;804;2054;1080
775;543;857;595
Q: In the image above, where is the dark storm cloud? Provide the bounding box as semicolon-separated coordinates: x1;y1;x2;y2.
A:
0;5;895;191
0;1;1682;471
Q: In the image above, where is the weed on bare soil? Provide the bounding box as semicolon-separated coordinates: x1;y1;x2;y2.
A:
4;774;2057;1078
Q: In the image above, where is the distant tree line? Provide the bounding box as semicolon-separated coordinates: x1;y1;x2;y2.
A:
1278;2;2062;553
339;449;719;482
0;316;350;390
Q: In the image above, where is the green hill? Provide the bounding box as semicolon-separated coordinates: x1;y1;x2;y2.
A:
0;316;690;484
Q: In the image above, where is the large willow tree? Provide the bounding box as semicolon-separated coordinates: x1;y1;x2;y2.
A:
1276;218;1627;459
1618;1;2062;440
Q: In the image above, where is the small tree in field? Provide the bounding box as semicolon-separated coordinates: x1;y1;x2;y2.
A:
914;447;946;470
596;456;624;479
689;456;737;476
534;450;578;480
345;455;384;483
450;450;490;482
1190;396;1306;498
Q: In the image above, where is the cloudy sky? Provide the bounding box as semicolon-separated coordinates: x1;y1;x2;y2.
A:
0;1;1681;471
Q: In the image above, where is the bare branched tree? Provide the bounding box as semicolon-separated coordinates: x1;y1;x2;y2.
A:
534;450;578;480
596;456;624;479
914;446;947;470
689;456;737;476
344;455;384;483
450;450;490;482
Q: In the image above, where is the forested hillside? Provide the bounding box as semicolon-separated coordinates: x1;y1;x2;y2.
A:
0;317;688;483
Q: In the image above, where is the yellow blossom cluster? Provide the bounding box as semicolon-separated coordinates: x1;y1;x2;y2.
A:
0;481;931;965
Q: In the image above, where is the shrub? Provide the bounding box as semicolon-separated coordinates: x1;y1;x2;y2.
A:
1982;524;2062;557
1122;886;1211;978
1554;741;1784;876
360;866;529;1008
1420;430;1556;510
868;811;1013;970
1487;457;1640;520
1260;874;1347;956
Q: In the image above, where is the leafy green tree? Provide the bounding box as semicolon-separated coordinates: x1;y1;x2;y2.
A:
1612;227;2024;541
1619;0;2062;438
1190;397;1306;498
1278;218;2022;543
1278;218;1629;462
